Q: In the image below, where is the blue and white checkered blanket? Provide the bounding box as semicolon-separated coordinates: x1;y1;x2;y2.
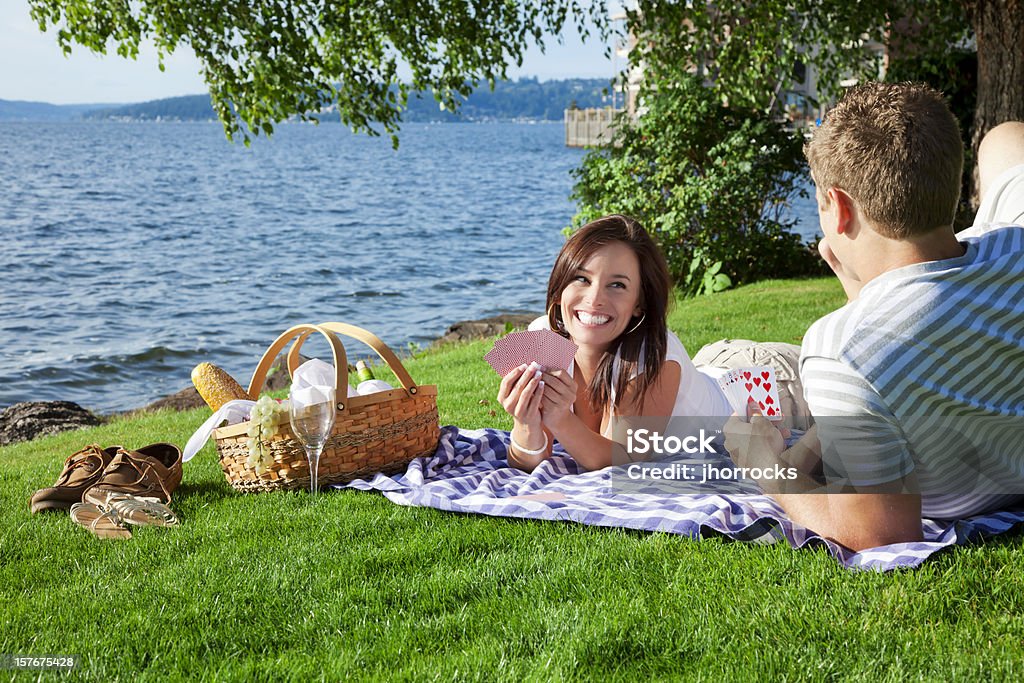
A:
339;426;1024;571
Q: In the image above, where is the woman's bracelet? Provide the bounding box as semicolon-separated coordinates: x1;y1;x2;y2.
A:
510;431;548;457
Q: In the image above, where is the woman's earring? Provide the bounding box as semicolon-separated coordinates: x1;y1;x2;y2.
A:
626;313;646;334
547;302;564;331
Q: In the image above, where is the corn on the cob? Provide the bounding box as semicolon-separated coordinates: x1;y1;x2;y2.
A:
191;362;249;410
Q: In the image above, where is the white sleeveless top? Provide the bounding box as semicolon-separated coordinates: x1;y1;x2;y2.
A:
527;316;732;419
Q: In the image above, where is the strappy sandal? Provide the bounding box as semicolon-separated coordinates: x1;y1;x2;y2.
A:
69;502;132;540
107;494;179;528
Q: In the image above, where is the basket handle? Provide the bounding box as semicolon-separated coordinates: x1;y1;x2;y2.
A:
247;324;349;411
292;321;420;395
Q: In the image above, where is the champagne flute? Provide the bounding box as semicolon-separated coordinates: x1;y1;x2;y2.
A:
289;388;336;495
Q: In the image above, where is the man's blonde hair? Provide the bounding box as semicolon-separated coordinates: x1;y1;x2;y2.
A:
805;82;963;239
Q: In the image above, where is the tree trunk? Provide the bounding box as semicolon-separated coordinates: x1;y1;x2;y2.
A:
969;0;1024;207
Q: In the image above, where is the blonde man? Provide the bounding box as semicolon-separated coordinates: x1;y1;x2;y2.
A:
727;83;1024;551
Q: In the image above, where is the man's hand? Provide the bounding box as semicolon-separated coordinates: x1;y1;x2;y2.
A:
818;237;863;302
723;402;788;472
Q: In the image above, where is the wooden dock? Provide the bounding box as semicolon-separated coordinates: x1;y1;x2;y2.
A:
564;107;623;147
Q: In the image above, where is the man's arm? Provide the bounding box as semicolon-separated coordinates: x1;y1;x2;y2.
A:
725;415;923;551
775;488;923;551
727;343;927;552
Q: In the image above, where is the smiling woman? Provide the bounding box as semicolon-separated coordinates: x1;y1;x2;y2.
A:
543;216;673;414
498;215;740;472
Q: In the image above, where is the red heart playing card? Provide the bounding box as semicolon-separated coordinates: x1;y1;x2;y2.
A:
716;365;783;421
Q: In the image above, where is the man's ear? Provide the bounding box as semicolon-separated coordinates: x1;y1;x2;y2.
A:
829;188;858;236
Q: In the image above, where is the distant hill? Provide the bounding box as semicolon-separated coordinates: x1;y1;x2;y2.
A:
75;78;615;123
84;94;216;122
400;77;615;122
2;78;615;124
0;99;114;121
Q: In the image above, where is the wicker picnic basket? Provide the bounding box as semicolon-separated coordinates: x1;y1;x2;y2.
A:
212;322;439;493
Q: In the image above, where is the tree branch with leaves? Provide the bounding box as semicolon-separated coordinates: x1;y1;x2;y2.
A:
28;0;608;146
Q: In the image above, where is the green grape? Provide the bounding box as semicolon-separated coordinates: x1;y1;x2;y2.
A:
246;396;290;474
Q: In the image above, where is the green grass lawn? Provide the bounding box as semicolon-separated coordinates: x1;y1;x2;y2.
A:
3;277;1024;681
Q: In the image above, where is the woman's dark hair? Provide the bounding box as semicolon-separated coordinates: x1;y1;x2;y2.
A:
546;214;672;413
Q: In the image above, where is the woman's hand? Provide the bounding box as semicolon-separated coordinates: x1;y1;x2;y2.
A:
498;362;545;431
539;368;576;432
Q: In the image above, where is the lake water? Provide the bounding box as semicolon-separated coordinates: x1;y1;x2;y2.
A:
0;121;820;413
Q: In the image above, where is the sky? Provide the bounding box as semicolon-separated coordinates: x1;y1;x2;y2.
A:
0;3;621;105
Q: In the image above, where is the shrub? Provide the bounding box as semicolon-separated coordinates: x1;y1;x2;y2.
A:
570;74;826;295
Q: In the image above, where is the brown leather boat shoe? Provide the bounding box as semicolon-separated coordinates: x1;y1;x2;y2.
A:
30;444;121;514
82;443;183;507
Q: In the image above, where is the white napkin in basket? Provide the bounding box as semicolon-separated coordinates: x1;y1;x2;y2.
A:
182;399;254;463
291;358;354;410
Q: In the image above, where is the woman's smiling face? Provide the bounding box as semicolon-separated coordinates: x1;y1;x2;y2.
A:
559;240;643;353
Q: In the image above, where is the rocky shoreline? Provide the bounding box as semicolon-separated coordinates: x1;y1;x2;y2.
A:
0;314;537;447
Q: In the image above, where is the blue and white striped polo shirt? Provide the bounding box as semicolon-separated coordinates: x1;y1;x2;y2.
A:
800;226;1024;519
